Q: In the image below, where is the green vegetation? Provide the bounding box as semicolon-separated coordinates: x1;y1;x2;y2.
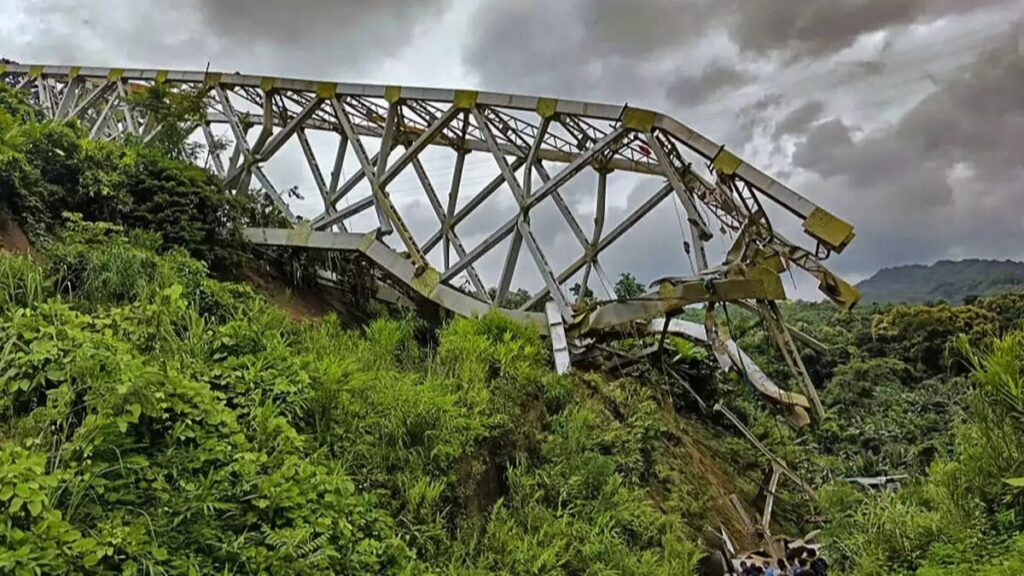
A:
0;83;252;274
2;82;1024;574
614;273;646;300
713;296;1024;573
857;259;1024;304
0;224;744;574
817;331;1024;574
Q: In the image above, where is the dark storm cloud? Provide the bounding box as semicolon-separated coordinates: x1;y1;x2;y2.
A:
461;0;1023;286
666;63;751;107
460;0;658;102
795;32;1023;194
579;0;717;58
773;101;826;138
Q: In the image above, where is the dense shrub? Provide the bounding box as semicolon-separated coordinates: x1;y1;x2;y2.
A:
0;85;249;274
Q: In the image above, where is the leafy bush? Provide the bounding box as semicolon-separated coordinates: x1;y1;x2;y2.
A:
0;85;249;274
871;303;998;374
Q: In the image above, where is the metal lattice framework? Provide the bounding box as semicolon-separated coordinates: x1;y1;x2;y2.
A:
1;63;862;422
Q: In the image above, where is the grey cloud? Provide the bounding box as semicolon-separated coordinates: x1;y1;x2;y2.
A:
190;0;447;74
851;60;886;77
580;0;717;58
9;0;206;67
463;0;1017;100
667;63;751;107
722;93;785;151
461;0;658;102
11;0;448;76
773;101;826;138
724;0;1012;58
791;119;854;173
791;29;1024;275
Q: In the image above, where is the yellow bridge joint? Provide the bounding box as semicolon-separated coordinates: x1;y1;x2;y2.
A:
536;98;558;118
316;82;337;99
384;85;402;103
453;90;478;109
620;106;656;132
803;207;856;254
711;147;743;175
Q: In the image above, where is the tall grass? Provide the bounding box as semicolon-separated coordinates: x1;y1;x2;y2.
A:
0;252;44;312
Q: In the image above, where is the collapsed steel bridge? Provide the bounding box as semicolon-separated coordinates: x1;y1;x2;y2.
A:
1;63;861;424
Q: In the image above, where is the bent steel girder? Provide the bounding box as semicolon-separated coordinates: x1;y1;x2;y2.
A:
3;63;860;419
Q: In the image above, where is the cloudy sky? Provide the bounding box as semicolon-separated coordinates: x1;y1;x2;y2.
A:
2;0;1022;298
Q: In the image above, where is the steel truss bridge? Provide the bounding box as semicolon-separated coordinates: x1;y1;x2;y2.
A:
2;63;861;426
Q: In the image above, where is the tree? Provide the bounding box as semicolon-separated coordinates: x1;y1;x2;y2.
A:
486;286;532;309
614;272;646;300
569;282;594;301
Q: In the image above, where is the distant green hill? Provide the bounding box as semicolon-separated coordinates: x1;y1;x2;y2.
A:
857;259;1024;304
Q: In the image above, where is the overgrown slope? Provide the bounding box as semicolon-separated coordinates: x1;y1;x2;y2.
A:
1;224;791;573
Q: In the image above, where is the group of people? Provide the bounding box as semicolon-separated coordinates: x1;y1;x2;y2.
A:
738;548;828;576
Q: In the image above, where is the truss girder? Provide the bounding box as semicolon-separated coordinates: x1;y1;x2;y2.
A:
1;63;860;325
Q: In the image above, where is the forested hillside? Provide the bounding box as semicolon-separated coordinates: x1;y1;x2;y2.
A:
858;259;1024;304
2;83;1024;574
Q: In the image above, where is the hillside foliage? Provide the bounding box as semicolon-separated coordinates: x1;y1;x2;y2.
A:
0;224;731;574
857;259;1024;304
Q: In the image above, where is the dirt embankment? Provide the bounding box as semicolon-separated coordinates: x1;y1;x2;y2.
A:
0;215;31;254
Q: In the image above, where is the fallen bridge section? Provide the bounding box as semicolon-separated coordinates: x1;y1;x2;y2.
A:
246;226;810;421
244;226;549;332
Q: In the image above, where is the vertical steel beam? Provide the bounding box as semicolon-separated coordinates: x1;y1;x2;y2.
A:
327;134;349;200
328;96;428;268
444;113;470;270
114;80;140;136
202;123;226;177
758;300;825;419
54;76;82;120
495;115;550;305
297;126;339;222
580;169;609;299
